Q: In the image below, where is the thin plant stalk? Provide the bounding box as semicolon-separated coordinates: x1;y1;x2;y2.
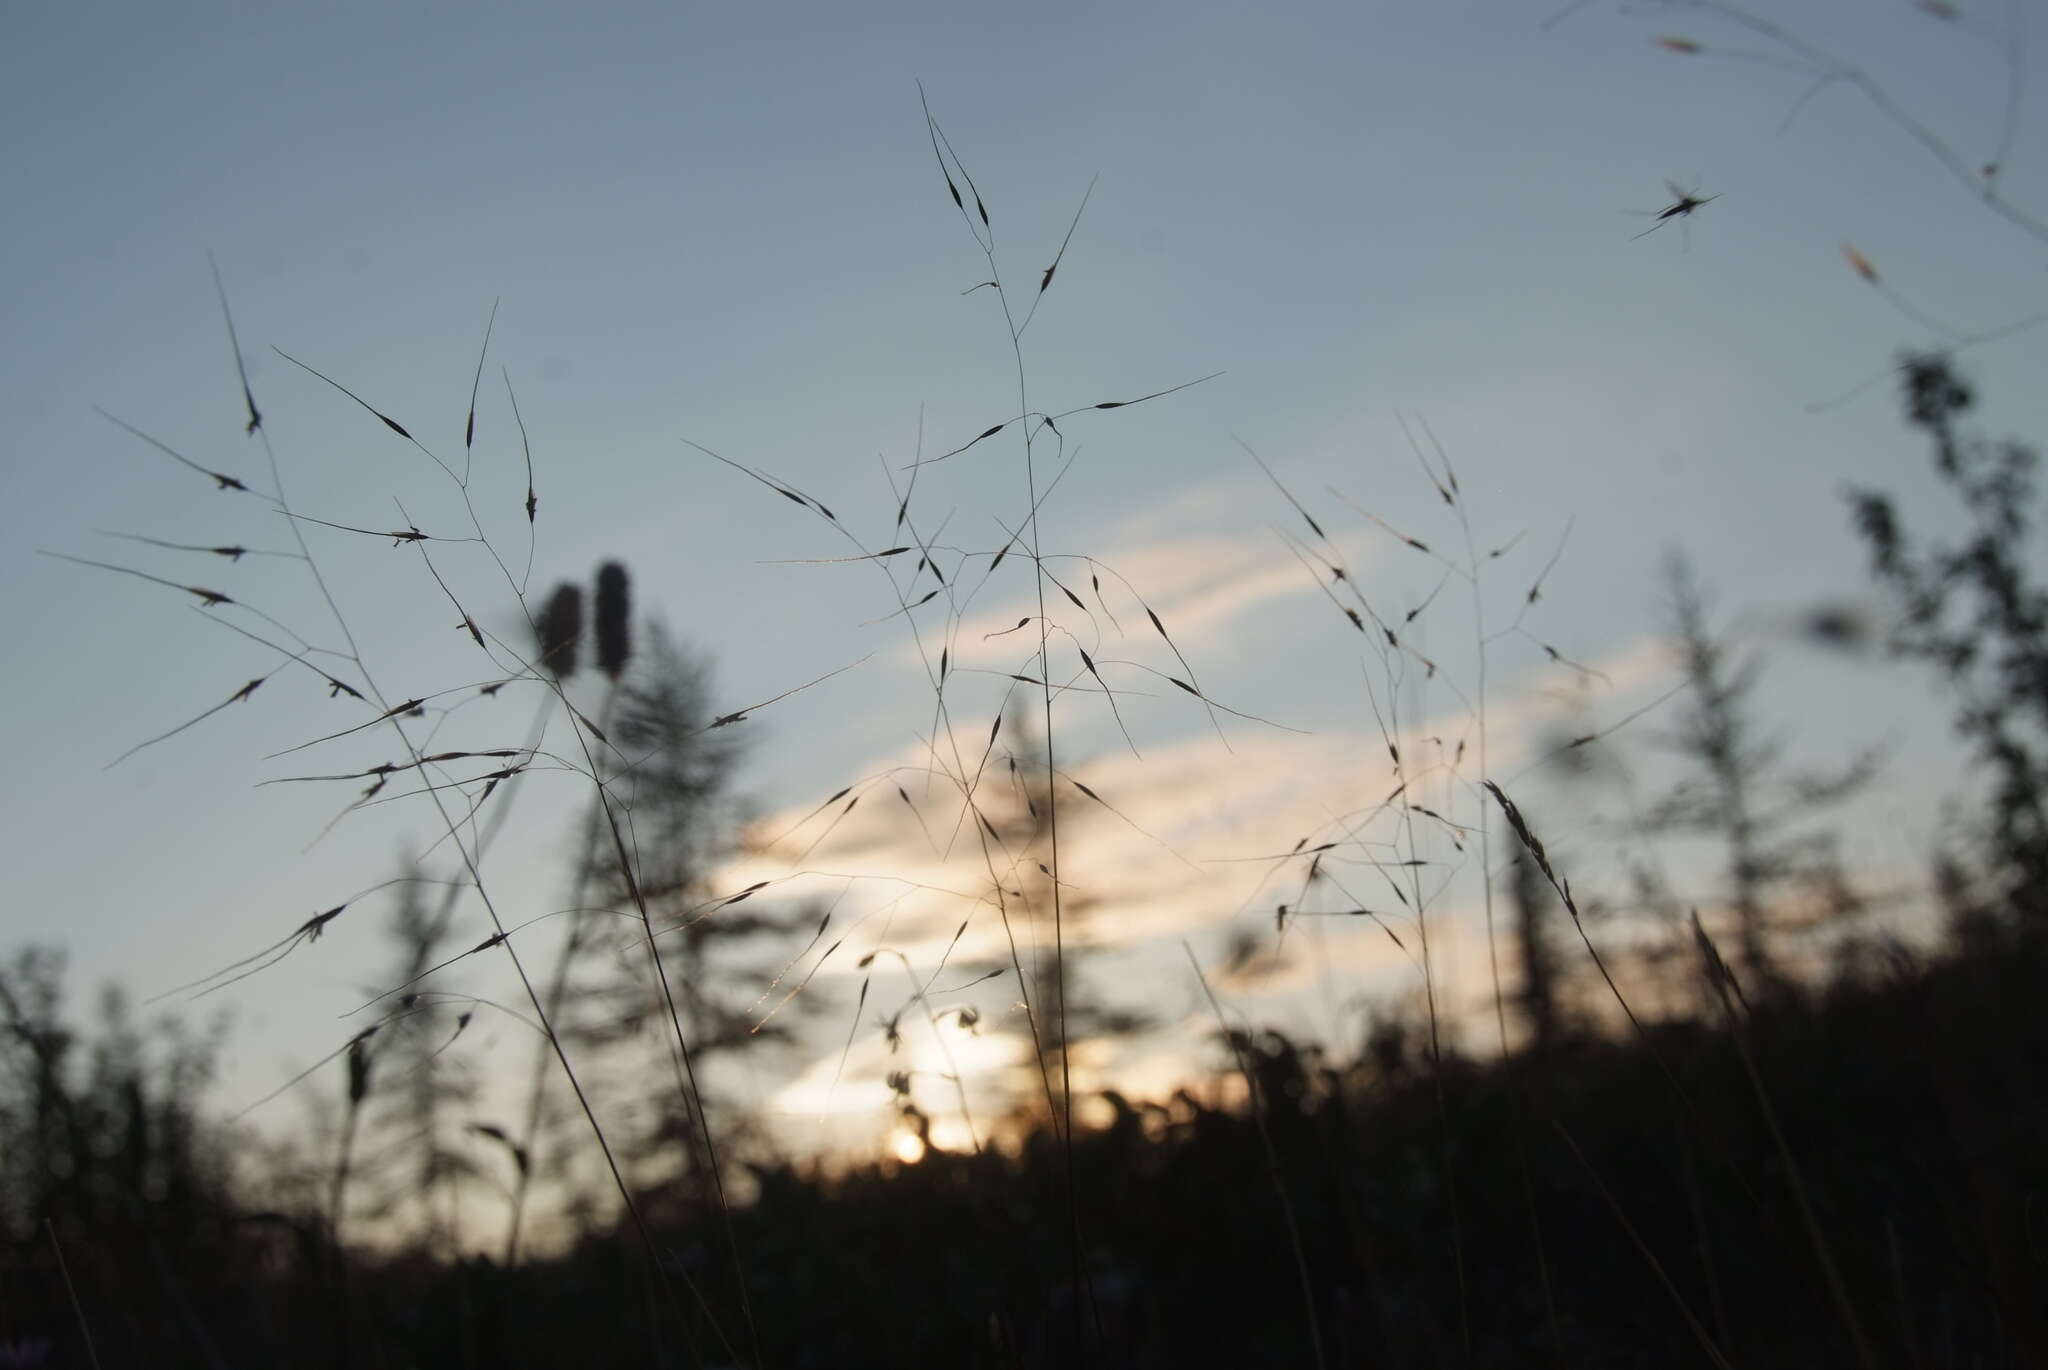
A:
1183;943;1327;1370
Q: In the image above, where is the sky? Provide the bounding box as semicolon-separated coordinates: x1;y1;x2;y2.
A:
5;0;2047;1175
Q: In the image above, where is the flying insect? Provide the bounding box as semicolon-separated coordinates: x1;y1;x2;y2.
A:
1632;180;1720;242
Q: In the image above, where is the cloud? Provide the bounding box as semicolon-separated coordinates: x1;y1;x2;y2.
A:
722;633;1688;1125
890;523;1383;677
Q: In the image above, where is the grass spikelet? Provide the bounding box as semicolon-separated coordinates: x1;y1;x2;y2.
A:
503;368;538;531
38;550;235;608
273;349;411;440
1238;439;1326;539
467;1122;531;1180
94;408;258;495
464;298;498;457
273;347;461;484
104;673;274;769
208;252;261;435
94;530;291;562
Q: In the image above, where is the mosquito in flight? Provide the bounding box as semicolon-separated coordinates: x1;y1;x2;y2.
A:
1631;181;1719;243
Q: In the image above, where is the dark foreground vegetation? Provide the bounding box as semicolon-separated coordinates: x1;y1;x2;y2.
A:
13;6;2048;1356
9;239;2048;1365
12;241;2048;1367
6;906;2048;1368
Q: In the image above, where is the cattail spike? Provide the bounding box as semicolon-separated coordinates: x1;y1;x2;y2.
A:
538;581;583;679
594;560;631;681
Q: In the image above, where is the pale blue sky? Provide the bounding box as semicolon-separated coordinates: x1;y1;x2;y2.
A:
5;0;2046;1157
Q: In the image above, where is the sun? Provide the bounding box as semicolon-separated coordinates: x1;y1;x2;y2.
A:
888;1130;927;1165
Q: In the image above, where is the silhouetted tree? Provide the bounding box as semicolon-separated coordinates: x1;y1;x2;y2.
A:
502;560;635;1262
360;872;477;1254
1848;354;2048;923
589;620;803;1210
984;704;1145;1132
1642;555;1876;993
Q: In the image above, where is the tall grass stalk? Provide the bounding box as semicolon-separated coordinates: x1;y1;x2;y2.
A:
209;267;750;1366
1183;943;1327;1370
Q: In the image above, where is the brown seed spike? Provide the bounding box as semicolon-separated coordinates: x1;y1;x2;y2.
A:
594;561;631;681
537;582;583;679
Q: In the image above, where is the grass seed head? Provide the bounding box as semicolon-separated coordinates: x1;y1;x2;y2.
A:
594;560;632;680
538;581;584;679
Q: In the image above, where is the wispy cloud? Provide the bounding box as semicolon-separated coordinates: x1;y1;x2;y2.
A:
737;634;1685;1138
890;523;1382;675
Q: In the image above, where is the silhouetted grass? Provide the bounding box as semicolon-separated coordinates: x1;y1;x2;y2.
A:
18;42;2048;1367
11;918;2048;1366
